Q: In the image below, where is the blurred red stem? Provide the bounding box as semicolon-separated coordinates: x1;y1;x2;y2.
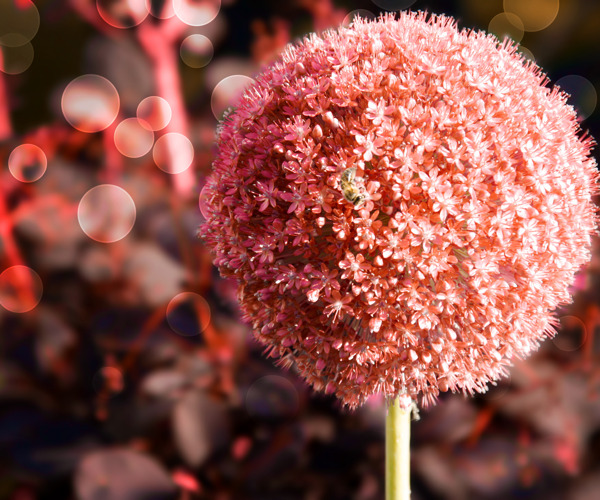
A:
466;406;495;447
68;3;195;197
120;305;167;374
137;21;195;199
0;191;23;266
101;120;122;184
0;53;12;140
0;186;37;306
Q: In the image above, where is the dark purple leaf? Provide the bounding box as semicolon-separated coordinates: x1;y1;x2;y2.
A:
74;448;177;500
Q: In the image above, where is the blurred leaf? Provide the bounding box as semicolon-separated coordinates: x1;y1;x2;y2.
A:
142;369;187;398
172;389;229;467
414;396;478;444
13;193;83;270
567;468;600;500
74;448;177;500
302;414;335;443
78;246;118;283
500;359;579;439
122;242;187;307
456;437;520;496
34;307;76;376
0;405;98;477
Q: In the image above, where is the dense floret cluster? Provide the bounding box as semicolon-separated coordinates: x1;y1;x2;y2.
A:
200;12;598;408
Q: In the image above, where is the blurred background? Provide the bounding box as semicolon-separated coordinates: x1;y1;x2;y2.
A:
1;0;600;499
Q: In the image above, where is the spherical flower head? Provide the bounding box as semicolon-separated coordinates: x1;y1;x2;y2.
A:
200;12;599;409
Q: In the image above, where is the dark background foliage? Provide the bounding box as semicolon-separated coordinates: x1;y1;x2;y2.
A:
1;1;600;499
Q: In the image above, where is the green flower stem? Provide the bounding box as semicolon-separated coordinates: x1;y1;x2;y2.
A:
386;397;411;500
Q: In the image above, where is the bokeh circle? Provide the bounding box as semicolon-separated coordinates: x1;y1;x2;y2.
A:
503;0;559;32
114;118;154;158
210;74;255;120
137;96;172;131
199;184;212;219
173;0;221;27
517;46;535;62
553;315;587;352
0;0;40;47
8;143;47;182
343;10;377;27
78;185;136;243
180;34;214;68
245;375;300;418
61;74;120;133
0;265;43;313
0;41;34;75
96;0;150;29
555;75;597;121
166;292;211;336
488;12;524;43
153;133;195;174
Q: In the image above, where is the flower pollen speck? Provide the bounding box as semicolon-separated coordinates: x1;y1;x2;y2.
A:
200;12;599;409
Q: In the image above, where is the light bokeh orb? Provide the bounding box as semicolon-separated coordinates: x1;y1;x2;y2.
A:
503;0;559;32
517;45;535;62
61;74;120;133
0;265;43;313
556;75;597;121
78;184;136;243
210;74;255;120
114;117;154;158
137;96;172;131
153;133;195;174
8;143;47;182
343;10;376;27
0;40;34;75
166;292;211;336
553;315;587;352
173;0;220;27
198;184;212;219
488;12;524;43
96;0;150;29
0;0;39;47
180;34;214;68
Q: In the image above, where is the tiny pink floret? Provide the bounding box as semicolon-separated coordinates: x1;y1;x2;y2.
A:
200;12;599;409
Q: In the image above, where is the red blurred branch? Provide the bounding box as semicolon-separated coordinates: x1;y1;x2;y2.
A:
0;53;12;140
0;187;22;267
0;182;38;308
69;0;196;198
101;119;123;184
137;19;195;199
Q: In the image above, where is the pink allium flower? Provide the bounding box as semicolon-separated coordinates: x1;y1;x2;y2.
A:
200;12;599;409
